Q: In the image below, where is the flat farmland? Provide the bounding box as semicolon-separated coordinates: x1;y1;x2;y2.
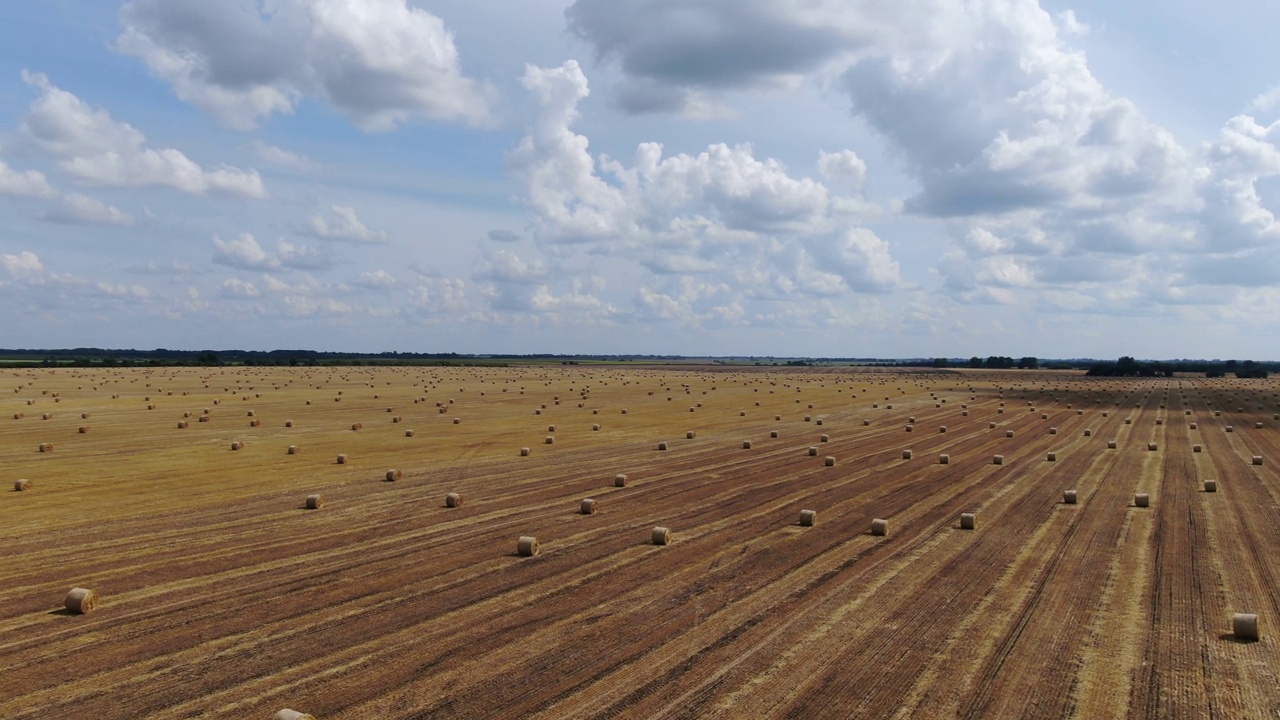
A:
2;366;1278;719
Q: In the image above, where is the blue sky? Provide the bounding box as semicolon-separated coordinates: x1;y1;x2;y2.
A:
1;0;1279;359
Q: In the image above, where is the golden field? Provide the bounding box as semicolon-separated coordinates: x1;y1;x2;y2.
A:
1;365;1278;719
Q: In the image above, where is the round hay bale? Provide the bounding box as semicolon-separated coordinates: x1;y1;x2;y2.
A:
816;419;824;426
905;425;914;433
518;536;540;556
306;494;324;509
231;441;243;451
548;425;556;432
989;422;997;429
1084;429;1092;436
742;440;753;449
1063;490;1078;504
81;412;90;419
1134;493;1149;508
288;445;298;455
820;434;829;442
249;419;261;427
651;526;671;545
446;492;463;508
520;447;530;456
740;411;746;417
405;429;415;437
385;469;402;482
808;446;819;456
1041;414;1049;420
863;419;870;426
1190;423;1198;430
336;453;348;464
940;454;950;464
452;418;461;425
1006;430;1015;438
614;474;627;487
1108;440;1117;449
960;513;976;530
285;420;294;427
1047;451;1057;461
799;509;817;527
993;455;1004;465
593;424;601;431
1049;427;1058;435
871;518;888;536
1204;480;1217;492
1193;444;1202;453
545;436;555;445
580;498;597;515
351;423;362;431
65;587;98;614
686;431;695;439
902;449;912;459
38;442;53;453
1253;455;1264;466
1156;418;1164;425
274;709;316;720
14;479;30;491
1148;442;1158;452
770;430;779;438
1233;613;1259;641
824;456;836;467
939;426;947;433
1125;418;1132;425
1226;426;1234;433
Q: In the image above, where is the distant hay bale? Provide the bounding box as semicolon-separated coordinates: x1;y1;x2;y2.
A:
1049;427;1058;434
1063;490;1078;504
800;509;817;527
446;492;463;508
306;494;324;509
1041;414;1048;420
686;431;695;439
1226;426;1234;433
816;419;824;426
1148;442;1158;451
581;498;598;515
863;419;870;426
614;474;628;487
905;425;914;433
1125;418;1132;425
1190;423;1198;430
1084;429;1092;436
902;449;912;459
231;441;243;451
939;426;947;433
288;445;298;455
824;456;836;467
351;423;363;431
1233;613;1259;641
1108;440;1117;449
548;425;557;432
385;469;402;482
249;419;261;427
14;479;30;491
1156;418;1164;425
1204;480;1217;492
742;440;753;449
657;441;667;451
740;411;746;416
1047;452;1057;461
1134;493;1149;508
1253;455;1264;466
405;429;415;437
247;410;255;417
993;455;1004;465
81;412;90;419
274;710;315;720
621;409;628;414
940;454;950;464
770;430;779;438
453;418;461;425
545;436;555;445
960;513;976;530
804;415;811;422
871;518;888;536
1193;444;1202;453
64;588;98;614
989;422;997;429
1006;430;1014;438
651;526;671;545
821;434;829;442
337;453;348;464
520;447;530;456
43;412;53;419
1256;422;1264;429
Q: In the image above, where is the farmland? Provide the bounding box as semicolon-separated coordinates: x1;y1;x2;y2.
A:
1;366;1278;719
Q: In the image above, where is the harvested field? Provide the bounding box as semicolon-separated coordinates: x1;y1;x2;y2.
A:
1;366;1278;718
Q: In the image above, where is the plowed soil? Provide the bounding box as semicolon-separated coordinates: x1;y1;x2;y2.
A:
1;366;1277;719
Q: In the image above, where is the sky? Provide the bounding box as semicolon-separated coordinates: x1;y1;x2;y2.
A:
2;1;1280;360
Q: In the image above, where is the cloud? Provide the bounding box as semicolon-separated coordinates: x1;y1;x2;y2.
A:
117;0;491;131
40;193;134;226
1055;10;1089;36
1;251;44;279
354;270;396;289
247;140;315;170
0;157;57;198
305;204;389;243
20;71;267;198
220;278;260;298
212;233;333;271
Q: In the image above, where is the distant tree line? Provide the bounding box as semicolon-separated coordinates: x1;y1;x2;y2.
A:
1086;356;1271;378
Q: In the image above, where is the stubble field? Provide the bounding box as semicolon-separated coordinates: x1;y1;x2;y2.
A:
1;365;1277;719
